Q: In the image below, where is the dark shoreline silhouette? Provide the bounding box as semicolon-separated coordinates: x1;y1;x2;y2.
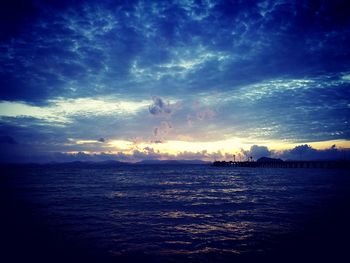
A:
1;158;349;170
213;158;350;169
0;159;210;168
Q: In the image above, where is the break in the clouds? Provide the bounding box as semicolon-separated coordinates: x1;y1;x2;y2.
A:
0;0;350;162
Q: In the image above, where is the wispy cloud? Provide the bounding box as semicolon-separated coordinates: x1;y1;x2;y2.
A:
0;97;149;123
1;0;349;162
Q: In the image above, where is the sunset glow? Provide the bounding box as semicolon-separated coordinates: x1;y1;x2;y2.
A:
0;0;349;163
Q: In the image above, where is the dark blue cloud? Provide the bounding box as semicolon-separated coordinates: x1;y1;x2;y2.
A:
1;0;349;102
0;0;349;161
279;144;350;161
243;145;271;160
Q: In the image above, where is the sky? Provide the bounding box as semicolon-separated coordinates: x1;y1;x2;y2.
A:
0;0;350;162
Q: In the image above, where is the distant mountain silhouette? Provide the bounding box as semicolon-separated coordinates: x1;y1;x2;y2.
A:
257;157;284;162
44;160;129;168
137;159;210;165
0;159;211;168
0;160;129;168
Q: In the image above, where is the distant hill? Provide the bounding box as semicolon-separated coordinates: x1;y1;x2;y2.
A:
257;157;283;162
0;159;210;168
44;160;130;168
137;159;210;165
0;160;130;168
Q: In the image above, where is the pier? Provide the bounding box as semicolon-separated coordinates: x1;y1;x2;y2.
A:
212;160;350;169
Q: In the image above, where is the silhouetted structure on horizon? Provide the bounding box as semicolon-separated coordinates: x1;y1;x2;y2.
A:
212;157;350;169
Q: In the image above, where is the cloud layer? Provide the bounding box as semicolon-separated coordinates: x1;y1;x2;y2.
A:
0;0;349;162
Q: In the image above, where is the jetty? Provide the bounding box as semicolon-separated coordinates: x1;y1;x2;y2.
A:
212;159;350;169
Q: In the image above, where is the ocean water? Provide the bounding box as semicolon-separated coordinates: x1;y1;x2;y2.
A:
1;164;350;263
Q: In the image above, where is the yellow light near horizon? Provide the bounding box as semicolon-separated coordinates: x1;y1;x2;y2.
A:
75;140;101;145
260;139;350;151
307;139;350;149
140;139;350;155
106;140;134;151
137;139;245;155
70;137;350;157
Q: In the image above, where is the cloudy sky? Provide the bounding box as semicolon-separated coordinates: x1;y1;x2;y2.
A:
1;0;350;162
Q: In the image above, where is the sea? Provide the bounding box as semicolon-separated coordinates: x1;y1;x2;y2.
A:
1;164;350;263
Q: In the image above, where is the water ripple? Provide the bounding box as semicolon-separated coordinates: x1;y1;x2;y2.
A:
4;165;349;260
